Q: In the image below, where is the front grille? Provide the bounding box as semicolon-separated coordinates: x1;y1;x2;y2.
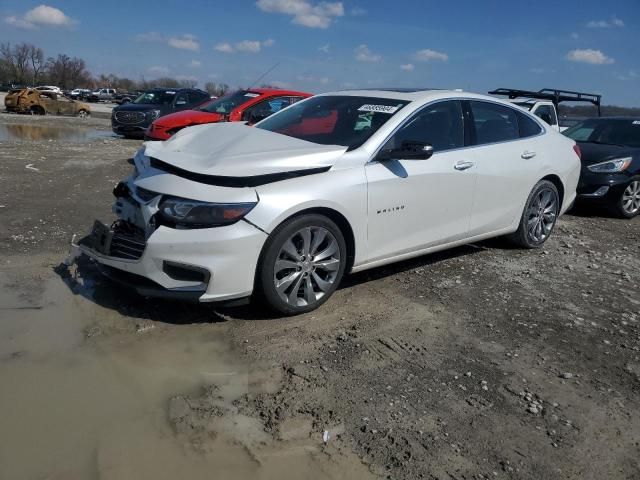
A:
114;110;145;124
109;223;146;260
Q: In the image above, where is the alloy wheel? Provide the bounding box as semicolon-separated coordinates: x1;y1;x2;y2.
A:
77;110;89;118
622;180;640;215
273;226;341;307
526;188;558;243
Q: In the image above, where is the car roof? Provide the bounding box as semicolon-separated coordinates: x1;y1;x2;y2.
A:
245;88;313;97
315;88;512;104
144;87;206;93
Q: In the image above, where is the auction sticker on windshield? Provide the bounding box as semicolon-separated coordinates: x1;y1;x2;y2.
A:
358;104;401;114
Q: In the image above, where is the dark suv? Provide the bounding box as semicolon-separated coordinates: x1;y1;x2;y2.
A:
111;88;210;138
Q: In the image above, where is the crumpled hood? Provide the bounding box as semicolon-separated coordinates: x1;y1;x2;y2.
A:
154;109;223;127
143;122;348;177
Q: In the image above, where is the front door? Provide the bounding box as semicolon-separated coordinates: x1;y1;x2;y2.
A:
56;96;75;115
38;92;57;114
365;100;476;263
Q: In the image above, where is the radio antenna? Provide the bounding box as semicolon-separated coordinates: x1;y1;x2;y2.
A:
249;62;280;88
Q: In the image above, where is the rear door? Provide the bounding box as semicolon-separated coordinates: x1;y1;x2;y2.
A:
464;100;545;236
365;100;477;262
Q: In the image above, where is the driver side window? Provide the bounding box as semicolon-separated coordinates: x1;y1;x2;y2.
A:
382;100;464;153
174;92;188;106
243;96;294;120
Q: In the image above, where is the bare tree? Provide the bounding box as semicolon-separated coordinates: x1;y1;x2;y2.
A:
67;57;91;88
46;54;89;89
28;45;44;85
0;42;32;84
204;82;230;97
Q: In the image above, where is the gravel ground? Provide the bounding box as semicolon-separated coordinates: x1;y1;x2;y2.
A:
1;113;639;479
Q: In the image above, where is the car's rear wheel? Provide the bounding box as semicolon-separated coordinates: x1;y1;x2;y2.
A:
256;214;347;315
614;178;640;218
509;180;559;248
76;109;90;118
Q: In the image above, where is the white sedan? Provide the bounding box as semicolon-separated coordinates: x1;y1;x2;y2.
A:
74;89;580;314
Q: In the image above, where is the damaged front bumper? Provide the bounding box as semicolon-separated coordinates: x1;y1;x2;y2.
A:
69;180;268;303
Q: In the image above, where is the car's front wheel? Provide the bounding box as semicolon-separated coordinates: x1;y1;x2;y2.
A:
509;180;560;248
613;178;640;219
76;109;90;118
256;214;347;315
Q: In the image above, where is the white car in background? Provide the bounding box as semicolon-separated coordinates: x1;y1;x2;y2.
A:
35;85;63;95
73;89;581;315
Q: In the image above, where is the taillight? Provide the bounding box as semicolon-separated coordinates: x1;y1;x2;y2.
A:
573;144;582;160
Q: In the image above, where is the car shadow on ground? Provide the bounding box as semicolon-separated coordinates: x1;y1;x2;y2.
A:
221;242;489;321
566;202;616;219
51;238;511;324
53;256;227;325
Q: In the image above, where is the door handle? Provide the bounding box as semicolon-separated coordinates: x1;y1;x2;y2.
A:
521;151;537;159
454;161;475;171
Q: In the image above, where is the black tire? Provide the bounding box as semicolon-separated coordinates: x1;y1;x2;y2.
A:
256;214;347;315
611;177;640;219
29;105;45;115
509;180;560;248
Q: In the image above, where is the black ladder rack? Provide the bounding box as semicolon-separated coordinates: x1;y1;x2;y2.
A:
488;88;602;116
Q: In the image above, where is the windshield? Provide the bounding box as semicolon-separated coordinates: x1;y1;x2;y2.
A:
564;118;640;148
199;90;261;114
256;95;409;149
133;90;176;105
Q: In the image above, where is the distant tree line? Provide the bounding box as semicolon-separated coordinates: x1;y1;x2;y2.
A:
0;41;233;96
559;104;640;117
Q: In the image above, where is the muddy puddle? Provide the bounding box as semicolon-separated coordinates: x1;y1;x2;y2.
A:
0;271;372;479
0;123;114;142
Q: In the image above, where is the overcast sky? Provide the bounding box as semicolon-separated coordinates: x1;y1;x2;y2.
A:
2;0;639;105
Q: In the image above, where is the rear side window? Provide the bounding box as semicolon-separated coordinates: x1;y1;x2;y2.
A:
533;104;557;126
470;101;519;145
516;111;543;138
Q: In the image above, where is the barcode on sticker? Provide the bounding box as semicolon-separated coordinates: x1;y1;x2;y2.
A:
358;104;400;114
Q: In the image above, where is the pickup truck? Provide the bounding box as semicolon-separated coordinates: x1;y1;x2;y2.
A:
489;88;602;132
114;91;141;104
87;88;116;103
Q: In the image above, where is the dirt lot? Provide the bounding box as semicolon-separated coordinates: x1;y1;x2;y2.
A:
1;113;639;479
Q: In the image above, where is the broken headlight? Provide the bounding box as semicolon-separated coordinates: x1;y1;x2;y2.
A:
158;197;257;228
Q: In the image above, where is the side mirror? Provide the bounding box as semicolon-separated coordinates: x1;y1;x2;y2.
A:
377;141;434;161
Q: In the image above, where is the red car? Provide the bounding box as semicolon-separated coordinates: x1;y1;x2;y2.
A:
144;88;313;141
